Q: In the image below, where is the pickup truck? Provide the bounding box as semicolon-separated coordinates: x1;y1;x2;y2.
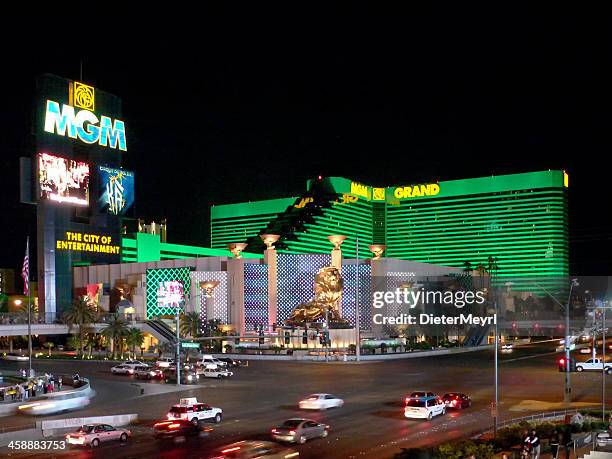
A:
576;358;612;374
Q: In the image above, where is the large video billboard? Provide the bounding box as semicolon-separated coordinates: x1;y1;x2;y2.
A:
98;166;134;216
38;153;90;205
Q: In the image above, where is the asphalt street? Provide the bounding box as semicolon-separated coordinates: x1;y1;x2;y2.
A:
0;342;609;459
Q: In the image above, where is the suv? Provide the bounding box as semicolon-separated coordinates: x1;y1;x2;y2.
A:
198;355;226;370
156;357;175;368
166;397;223;425
404;395;446;420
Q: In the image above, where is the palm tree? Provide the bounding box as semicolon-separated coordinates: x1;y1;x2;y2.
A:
101;313;129;359
180;312;201;338
63;297;97;358
125;328;145;359
43;341;54;357
157;341;174;359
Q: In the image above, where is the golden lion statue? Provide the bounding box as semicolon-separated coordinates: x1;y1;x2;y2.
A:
285;266;348;325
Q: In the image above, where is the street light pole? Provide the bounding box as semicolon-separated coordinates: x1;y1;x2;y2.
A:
325;307;329;363
602;307;606;422
176;307;181;386
355;236;361;362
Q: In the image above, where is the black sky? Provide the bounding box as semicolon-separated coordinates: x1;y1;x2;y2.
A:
1;11;611;278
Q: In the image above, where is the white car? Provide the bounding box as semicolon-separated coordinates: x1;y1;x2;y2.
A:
197;356;226;370
2;353;29;361
18;393;90;415
404;396;446;420
65;423;131;447
123;360;145;366
111;364;135;375
576;358;612;374
166;397;223;425
200;368;233;379
156;357;174;368
298;393;344;410
579;347;593;354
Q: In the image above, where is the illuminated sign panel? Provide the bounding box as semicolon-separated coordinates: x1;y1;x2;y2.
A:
157;281;185;309
38;153;90;205
43;81;127;151
56;231;121;255
98;166;134;216
393;183;440;199
350;181;370;199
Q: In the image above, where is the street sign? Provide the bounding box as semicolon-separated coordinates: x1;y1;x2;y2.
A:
181;342;200;349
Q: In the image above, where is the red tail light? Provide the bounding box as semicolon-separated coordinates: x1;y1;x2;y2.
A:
154;421;172;427
559;359;565;365
271;429;278;433
289;430;296;435
222;446;241;453
168;423;181;429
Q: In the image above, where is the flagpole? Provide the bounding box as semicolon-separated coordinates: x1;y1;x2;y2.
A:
26;237;32;377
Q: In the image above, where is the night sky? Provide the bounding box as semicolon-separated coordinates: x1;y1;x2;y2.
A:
1;12;610;281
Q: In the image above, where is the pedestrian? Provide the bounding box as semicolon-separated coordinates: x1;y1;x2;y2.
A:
31;382;36;397
58;376;62;391
20;368;26;378
43;382;48;394
18;384;25;401
550;429;560;459
49;374;54;387
520;442;532;459
527;429;540;459
562;427;572;459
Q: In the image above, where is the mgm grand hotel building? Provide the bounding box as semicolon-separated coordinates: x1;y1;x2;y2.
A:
211;170;569;291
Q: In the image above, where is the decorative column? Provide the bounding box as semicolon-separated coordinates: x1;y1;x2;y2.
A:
199;280;220;334
327;235;346;317
368;244;386;260
261;234;280;329
327;235;347;270
227;243;248;334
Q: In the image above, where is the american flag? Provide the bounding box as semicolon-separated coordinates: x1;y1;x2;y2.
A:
22;237;29;296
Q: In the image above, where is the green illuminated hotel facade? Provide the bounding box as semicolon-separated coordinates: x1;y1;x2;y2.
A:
210;170;569;286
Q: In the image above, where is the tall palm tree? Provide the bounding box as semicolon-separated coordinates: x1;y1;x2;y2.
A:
63;297;97;358
125;328;145;359
101;313;129;359
180;312;201;338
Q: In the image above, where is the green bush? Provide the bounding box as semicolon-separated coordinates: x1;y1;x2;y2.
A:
395;440;493;459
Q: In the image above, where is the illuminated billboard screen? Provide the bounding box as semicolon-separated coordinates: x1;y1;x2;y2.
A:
157;281;185;309
38;153;90;205
98;166;134;216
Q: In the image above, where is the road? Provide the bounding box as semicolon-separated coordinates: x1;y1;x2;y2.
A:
1;342;610;458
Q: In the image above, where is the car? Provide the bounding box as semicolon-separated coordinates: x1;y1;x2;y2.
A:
580;347;593;354
271;418;329;444
65;423;131;447
156;357;175;368
298;393;344;410
198;355;227;369
111;364;136;375
576;358;612;374
153;419;211;441
166;397;223;425
218;357;241;367
18;392;90;415
501;344;514;353
596;431;612;448
163;369;199;384
135;365;163;380
2;353;29;361
210;440;299;459
404;395;446;420
442;393;471;409
200;368;233;379
124;360;145;366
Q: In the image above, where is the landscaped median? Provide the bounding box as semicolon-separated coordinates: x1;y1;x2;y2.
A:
393;410;611;458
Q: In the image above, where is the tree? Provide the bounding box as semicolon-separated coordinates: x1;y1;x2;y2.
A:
180;312;201;338
63;297;97;358
125;328;145;359
43;341;54;356
67;334;81;352
157;341;174;359
101;313;129;359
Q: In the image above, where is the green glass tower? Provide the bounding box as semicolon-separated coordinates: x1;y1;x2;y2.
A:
210;171;569;287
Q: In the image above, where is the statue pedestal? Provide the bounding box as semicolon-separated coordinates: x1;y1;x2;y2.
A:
276;326;356;350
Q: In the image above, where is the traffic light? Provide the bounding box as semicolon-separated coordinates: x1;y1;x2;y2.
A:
302;330;308;345
234;337;240;345
325;331;330;346
259;336;265;345
558;357;576;372
272;322;277;332
284;331;290;345
319;332;325;345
